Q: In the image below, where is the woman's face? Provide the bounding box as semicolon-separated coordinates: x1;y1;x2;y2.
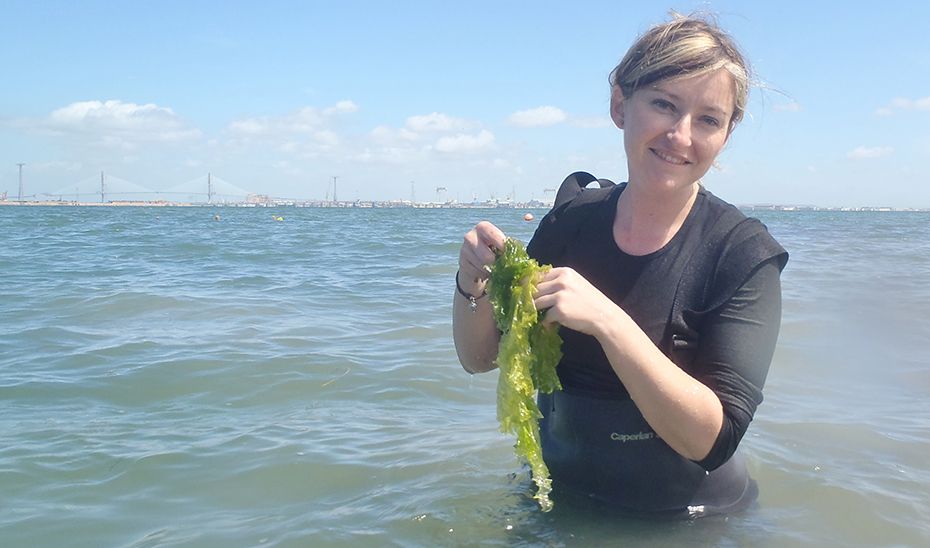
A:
611;69;735;194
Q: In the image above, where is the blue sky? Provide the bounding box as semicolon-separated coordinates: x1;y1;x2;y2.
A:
2;0;928;207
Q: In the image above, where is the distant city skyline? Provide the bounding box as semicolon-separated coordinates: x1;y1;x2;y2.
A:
2;1;928;208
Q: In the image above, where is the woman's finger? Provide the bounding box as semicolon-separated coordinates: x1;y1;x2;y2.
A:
533;292;555;311
538;305;560;326
475;221;506;252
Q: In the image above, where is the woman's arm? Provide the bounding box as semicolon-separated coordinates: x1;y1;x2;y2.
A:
452;221;506;374
535;266;722;459
534;261;782;463
690;260;783;469
594;304;724;462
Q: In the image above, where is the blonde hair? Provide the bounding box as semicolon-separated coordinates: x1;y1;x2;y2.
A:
610;13;751;131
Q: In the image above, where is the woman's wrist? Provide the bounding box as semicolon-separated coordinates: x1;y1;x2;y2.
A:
456;270;487;296
456;270;487;312
591;302;633;345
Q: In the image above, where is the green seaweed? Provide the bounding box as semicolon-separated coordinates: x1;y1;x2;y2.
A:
487;238;563;511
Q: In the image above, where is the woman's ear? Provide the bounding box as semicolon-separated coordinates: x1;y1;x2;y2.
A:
610;86;626;130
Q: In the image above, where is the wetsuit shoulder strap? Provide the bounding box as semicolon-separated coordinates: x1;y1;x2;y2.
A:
553;171;616;209
665;189;788;353
529;172;618;265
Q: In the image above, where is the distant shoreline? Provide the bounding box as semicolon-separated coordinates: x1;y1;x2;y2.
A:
1;199;927;212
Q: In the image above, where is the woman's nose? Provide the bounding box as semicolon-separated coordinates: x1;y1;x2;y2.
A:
667;115;692;148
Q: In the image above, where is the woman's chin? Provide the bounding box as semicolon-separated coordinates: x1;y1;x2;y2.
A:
632;175;698;194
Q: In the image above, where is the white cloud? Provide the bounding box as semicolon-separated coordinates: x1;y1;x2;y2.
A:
405;112;474;132
228;118;267;135
272;160;303;175
892;97;930;110
847;146;893;159
323;100;359;115
349;145;424;165
272;130;343;159
228;100;357;136
508;106;568;128
313;130;340;147
875;96;930;115
434;130;495;153
362;112;487;163
290;107;324;131
370;125;419;143
43;100;201;143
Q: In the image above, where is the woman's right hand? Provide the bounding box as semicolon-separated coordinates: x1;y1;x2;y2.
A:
458;221;507;295
454;221;507;373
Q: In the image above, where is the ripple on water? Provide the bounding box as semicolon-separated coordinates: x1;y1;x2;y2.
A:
2;208;930;545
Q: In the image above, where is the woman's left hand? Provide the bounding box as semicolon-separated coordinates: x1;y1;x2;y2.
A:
533;267;623;337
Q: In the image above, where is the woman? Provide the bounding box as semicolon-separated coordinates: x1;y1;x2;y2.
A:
453;14;787;517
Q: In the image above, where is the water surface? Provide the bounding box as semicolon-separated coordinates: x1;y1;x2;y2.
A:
1;205;928;546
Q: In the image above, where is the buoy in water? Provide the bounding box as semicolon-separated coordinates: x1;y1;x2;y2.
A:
273;215;284;222
213;214;221;221
523;212;535;222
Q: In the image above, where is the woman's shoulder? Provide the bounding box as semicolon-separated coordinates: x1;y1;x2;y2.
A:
688;187;788;311
660;187;789;321
695;186;785;255
695;186;747;225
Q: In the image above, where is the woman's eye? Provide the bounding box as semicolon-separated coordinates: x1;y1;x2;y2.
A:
702;116;721;127
652;99;675;111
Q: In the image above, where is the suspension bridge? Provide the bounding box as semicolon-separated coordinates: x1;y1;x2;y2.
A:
17;172;258;205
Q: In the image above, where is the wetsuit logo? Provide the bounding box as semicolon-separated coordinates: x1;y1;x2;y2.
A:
610;431;655;443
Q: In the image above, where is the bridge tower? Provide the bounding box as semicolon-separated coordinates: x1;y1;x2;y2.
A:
17;163;25;202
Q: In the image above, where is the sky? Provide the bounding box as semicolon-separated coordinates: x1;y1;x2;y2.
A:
2;0;928;207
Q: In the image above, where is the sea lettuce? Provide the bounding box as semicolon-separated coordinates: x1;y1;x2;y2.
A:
488;238;563;511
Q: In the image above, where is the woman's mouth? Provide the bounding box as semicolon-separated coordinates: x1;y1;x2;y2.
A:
651;148;691;165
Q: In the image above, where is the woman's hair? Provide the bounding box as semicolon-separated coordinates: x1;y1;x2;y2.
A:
609;12;751;131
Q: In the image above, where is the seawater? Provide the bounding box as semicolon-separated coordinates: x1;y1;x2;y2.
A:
1;205;928;547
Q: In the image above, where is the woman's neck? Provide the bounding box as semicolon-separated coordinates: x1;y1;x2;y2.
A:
613;182;699;256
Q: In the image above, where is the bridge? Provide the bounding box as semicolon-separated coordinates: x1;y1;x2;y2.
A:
22;172;257;204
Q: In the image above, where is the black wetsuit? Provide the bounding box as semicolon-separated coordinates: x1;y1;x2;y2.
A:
527;183;787;517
